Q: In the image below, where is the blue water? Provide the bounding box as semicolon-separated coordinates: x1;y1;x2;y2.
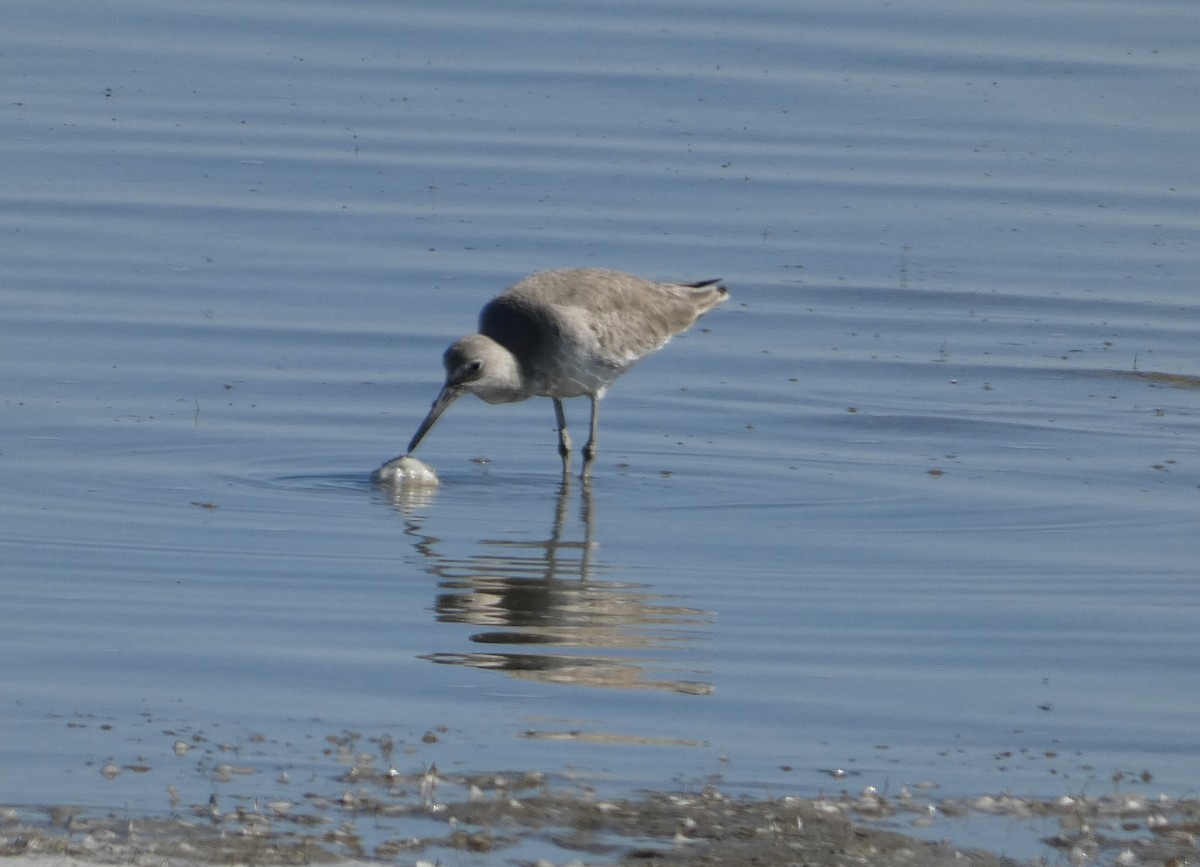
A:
3;1;1199;862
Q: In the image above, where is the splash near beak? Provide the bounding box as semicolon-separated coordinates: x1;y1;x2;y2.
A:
407;385;462;454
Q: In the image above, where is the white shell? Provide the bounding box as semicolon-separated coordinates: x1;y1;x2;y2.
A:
372;454;440;486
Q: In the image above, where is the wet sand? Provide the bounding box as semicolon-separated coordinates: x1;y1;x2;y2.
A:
4;768;1197;867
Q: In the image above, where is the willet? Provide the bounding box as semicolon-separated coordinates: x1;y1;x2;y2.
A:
405;267;728;475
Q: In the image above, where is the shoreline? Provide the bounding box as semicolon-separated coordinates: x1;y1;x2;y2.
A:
5;773;1197;867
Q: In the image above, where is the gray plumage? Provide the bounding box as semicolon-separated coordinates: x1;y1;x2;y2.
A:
406;268;728;474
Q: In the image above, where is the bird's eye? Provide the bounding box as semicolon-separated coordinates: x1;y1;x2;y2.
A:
467;360;483;373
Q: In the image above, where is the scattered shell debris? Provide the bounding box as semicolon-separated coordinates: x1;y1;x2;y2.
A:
7;727;1196;867
7;750;1200;866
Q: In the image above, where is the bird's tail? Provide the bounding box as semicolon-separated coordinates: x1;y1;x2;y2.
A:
681;278;729;307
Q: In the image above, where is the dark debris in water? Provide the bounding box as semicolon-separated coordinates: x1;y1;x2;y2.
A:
1099;369;1200;389
4;777;1200;867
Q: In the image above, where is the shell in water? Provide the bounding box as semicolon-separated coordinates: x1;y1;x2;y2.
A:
371;454;440;486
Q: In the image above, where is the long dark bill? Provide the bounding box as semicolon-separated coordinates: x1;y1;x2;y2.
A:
406;385;462;454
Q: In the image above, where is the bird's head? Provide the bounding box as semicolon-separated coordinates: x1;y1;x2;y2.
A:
406;334;523;454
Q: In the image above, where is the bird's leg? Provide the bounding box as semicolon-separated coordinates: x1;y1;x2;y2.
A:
553;397;572;473
581;396;599;477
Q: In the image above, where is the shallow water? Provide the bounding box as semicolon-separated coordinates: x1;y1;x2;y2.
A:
3;1;1199;863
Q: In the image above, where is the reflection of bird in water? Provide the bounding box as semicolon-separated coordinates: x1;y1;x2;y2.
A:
396;477;713;694
405;268;728;476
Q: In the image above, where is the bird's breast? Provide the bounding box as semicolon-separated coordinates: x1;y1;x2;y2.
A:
528;353;622;399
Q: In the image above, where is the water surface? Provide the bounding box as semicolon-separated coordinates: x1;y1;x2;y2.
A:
3;1;1199;863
